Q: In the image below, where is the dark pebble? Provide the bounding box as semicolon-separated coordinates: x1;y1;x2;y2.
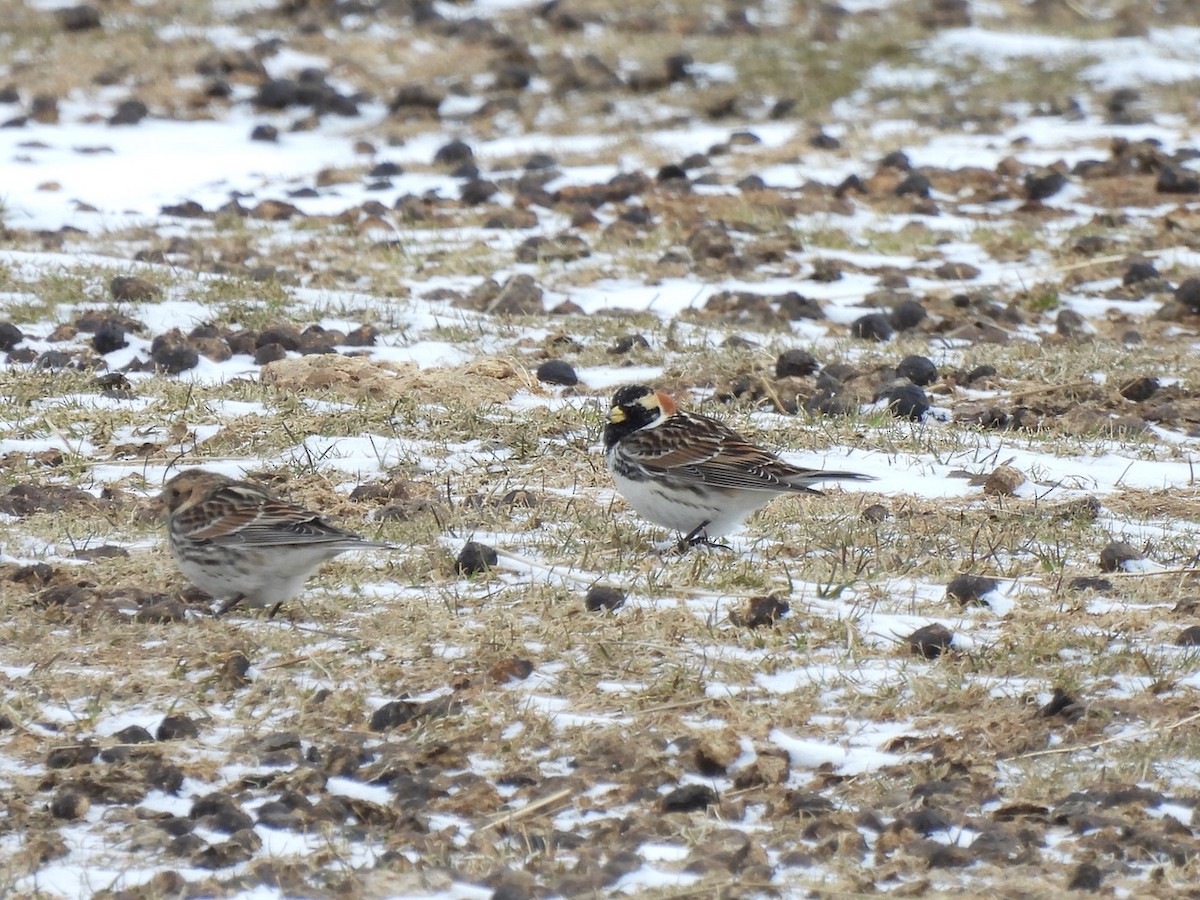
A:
660;784;718;813
113;725;155;744
535;359;578;386
1176;278;1200;313
775;349;818;378
946;574;998;605
1099;541;1141;573
1068;576;1113;593
851;313;893;342
609;334;650;355
908;624;953;659
0;321;23;351
880;382;928;420
894;171;931;197
585;585;626;612
1122;261;1159;285
1037;687;1084;719
46;743;98;769
369;699;418;732
50;790;90;820
786;791;835;817
253;342;287;365
1067;862;1103;892
895;355;938;386
862;503;889;523
1119;376;1158;402
1175;626;1200;647
964;364;997;384
1024;169;1067;201
1156;166;1200;195
157;714;200;741
59;4;101;31
250;124;279;142
36;350;74;370
109;99;147;126
150;335;199;374
111;275;161;302
434;139;473;166
729;594;789;628
92;320;127;354
456;541;498;576
889;299;927;331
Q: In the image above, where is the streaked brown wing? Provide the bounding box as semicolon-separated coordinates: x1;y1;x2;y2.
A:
622;414;813;493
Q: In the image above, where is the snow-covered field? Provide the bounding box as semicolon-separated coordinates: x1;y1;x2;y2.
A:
2;0;1200;896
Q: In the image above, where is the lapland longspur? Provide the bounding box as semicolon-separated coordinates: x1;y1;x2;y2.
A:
604;385;871;546
158;469;389;616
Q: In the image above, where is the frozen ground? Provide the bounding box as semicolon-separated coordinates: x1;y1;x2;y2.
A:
1;0;1200;897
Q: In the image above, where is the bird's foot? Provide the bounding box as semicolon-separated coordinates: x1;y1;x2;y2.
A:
674;522;733;554
213;594;246;617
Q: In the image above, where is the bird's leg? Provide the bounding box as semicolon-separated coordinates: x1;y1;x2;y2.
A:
267;602;284;620
214;593;246;617
676;520;733;552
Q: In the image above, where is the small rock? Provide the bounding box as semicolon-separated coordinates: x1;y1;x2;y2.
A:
862;503;889;523
1099;541;1142;573
433;139;473;166
134;599;188;623
894;171;931;197
1175;626;1200;647
150;333;199;374
946;574;998;605
786;791;836;818
487;657;534;683
1037;687;1084;719
0;321;24;351
456;541;498;576
157;714;200;741
1119;376;1158;402
1055;308;1088;338
92;320;127;354
535;359;578;386
50;790;90;820
728;594;789;628
851;313;893;342
908;624;953;659
661;784;718;813
369;699;417;732
1176;278;1200;313
46;743;98;769
1068;576;1113;593
609;334;650;355
113;725;155;744
693;730;741;775
1024;169;1067;201
879;382;928;420
1156;166;1200;195
58;4;101;31
1068;862;1103;892
895;355;937;386
111;275;161;302
1123;261;1159;285
109;99;148;126
889;299;927;331
775;349;818;378
963;364;997;384
983;464;1025;496
584;585;626;612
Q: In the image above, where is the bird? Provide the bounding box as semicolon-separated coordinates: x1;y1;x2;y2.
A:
157;468;389;616
603;384;871;548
